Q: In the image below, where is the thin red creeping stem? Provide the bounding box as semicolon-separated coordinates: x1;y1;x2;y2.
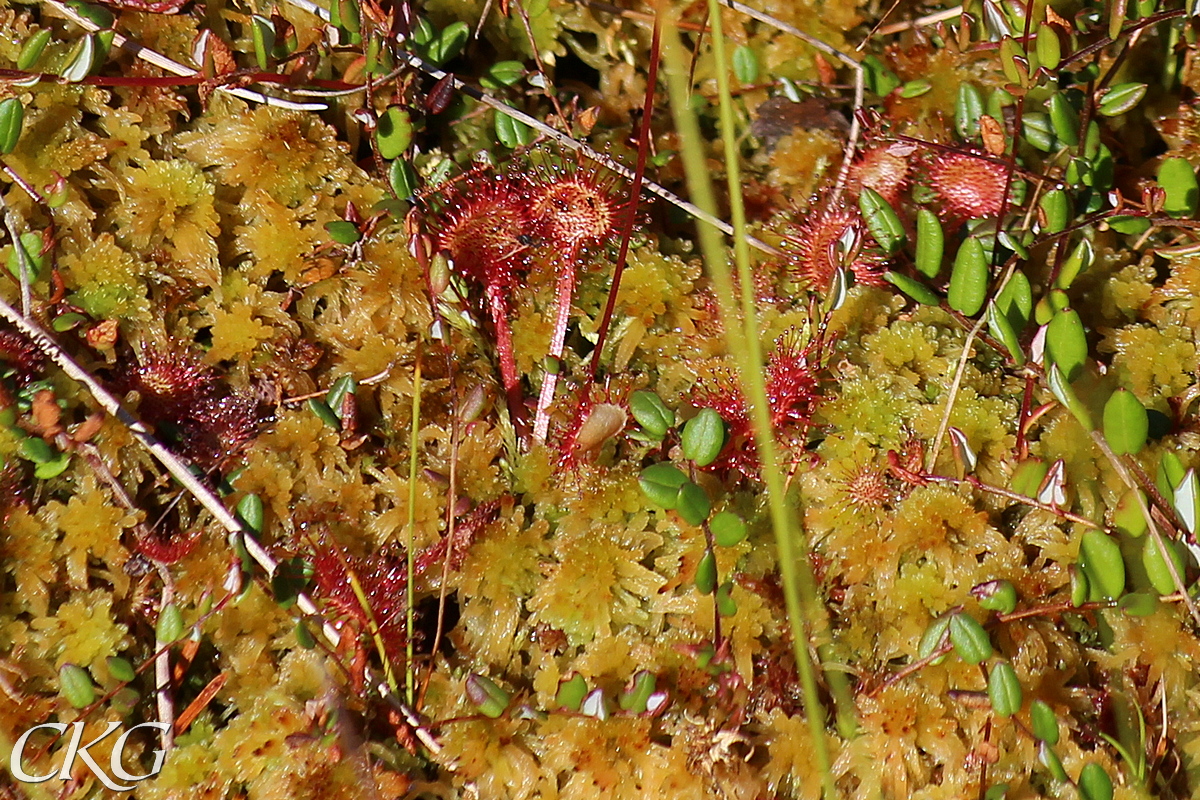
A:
587;16;661;383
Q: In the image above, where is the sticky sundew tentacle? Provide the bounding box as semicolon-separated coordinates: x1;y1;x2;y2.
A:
845;141;914;205
527;157;629;442
528;160;627;255
424;170;535;418
780;201;886;292
697;328;832;478
427;172;534;291
922;149;1010;222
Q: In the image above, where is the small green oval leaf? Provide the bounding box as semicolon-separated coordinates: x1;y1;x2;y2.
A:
1158;157;1199;218
495;112;534;148
695;549;718;595
1021;112;1056;151
1159;451;1186;503
972;579;1018;614
1113;488;1148;537
481;60;525;88
947;237;989;316
1119;590;1160;616
987;661;1023;717
676;481;711;526
324;220;361;245
639;462;688;510
711;511;747;547
107;656;136;684
858;187;905;255
1103;388;1148;456
376;106;413;160
556;672;588;710
955;82;984;140
1080;529;1125;600
681;408;726;467
34;453;71;480
862;55;900;96
1069;564;1090;607
156;603;185;643
236;493;264;534
295;619;316;648
1009;458;1048;498
251;15;276;70
1054;238;1093;290
67;0;114;28
307;397;340;429
17;28;53;71
466;673;510;718
995;269;1032;329
987;301;1025;365
1045;307;1087;383
0;98;25;156
59;663;96;709
884;271;940;305
1030;699;1059;744
1078;763;1114;800
618;670;657;712
914;208;944;278
1046;93;1080;147
389;158;418;199
1038;189;1070;234
1142;536;1187;596
1097;82;1147;117
732;45;759;84
429;21;469;66
6;231;46;283
629;390;674;439
1039;742;1068;782
19;435;53;464
949;612;993;665
1035;24;1062;71
715;580;737;616
917;612;952;665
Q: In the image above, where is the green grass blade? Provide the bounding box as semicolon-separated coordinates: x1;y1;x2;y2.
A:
660;2;843;793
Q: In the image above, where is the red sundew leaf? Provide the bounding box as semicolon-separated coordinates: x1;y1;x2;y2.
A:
696;331;832;478
924;150;1010;221
132;526;202;564
312;540;411;661
780;202;886;292
413;499;501;575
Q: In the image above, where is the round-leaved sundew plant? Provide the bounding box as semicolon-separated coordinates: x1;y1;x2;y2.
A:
781;201;886;291
526;157;627;442
425;170;534;425
923;149;1012;222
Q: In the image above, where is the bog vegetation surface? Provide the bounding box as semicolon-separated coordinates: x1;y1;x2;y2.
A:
3;0;1200;797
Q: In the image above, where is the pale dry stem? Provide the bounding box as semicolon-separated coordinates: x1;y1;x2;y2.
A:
0;295;443;756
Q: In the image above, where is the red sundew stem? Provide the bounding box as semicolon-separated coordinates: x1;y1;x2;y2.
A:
485;284;526;437
587;16;661;382
532;248;580;442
